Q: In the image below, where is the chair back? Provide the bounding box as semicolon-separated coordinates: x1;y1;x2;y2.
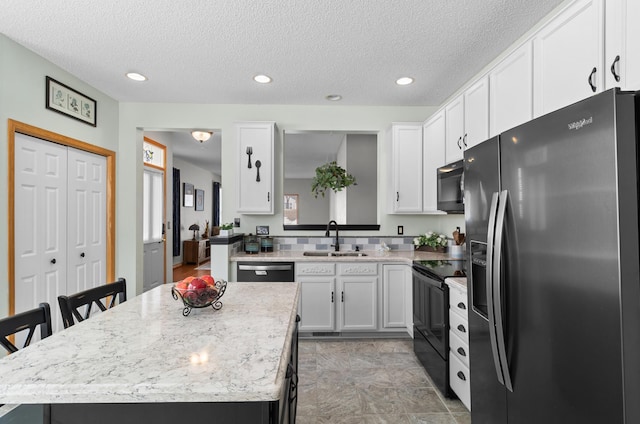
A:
58;278;127;328
0;303;52;354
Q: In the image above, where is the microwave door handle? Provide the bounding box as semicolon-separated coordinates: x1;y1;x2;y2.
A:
493;190;514;392
486;191;505;386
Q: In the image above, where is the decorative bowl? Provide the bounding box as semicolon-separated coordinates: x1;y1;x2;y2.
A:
171;279;227;316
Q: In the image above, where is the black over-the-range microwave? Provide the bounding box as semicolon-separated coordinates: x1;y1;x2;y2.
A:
437;160;464;213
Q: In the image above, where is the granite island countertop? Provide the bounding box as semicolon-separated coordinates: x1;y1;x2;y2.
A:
0;282;300;404
230;250;459;264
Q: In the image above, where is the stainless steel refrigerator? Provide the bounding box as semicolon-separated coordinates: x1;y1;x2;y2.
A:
464;88;640;424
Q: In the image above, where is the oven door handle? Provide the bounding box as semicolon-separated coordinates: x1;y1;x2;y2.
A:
493;190;513;392
486;191;505;387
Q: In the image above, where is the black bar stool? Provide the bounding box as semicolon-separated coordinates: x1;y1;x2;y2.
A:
57;278;127;328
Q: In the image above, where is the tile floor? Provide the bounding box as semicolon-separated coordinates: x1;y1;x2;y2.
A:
296;338;471;424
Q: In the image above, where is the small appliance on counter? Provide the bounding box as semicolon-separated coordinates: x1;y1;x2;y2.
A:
243;234;260;254
260;236;274;252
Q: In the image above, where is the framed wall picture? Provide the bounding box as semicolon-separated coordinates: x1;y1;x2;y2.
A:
45;76;97;126
183;183;194;207
195;189;205;211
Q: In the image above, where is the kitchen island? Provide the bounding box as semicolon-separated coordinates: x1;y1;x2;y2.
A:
0;282;300;424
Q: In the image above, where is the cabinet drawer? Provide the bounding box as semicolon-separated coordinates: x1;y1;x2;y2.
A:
449;310;468;343
296;262;336;276
449;331;469;367
449;353;471;411
338;263;378;276
448;285;468;318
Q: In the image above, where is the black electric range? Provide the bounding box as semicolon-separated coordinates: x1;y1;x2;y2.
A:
412;259;466;282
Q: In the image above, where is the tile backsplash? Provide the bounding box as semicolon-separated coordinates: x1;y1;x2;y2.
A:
274;236;416;252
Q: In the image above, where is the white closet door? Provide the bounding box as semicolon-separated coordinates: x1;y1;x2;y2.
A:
67;148;107;295
14;133;68;334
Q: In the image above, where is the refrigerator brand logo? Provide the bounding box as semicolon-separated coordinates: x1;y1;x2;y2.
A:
568;117;593;130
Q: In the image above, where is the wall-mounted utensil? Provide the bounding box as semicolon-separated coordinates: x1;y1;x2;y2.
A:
246;146;253;168
255;160;262;182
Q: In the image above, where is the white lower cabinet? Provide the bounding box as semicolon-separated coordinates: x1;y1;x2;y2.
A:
297;261;410;334
446;279;471;411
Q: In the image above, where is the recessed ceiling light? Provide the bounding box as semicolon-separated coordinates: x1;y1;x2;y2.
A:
396;77;414;86
254;74;272;84
126;72;147;82
325;94;342;101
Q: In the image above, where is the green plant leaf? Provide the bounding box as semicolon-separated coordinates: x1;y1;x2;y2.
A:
310;161;357;198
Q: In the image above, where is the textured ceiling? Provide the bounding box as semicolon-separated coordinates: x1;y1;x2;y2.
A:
1;0;564;106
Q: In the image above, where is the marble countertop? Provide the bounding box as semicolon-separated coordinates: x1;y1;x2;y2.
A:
445;277;467;291
0;282;300;404
231;250;455;264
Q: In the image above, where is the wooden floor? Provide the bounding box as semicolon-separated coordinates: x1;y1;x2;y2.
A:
172;261;211;281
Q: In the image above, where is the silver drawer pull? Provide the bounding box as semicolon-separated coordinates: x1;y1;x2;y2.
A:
255;270;267;276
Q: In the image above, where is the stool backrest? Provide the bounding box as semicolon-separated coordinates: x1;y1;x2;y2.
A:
0;303;52;354
58;278;127;328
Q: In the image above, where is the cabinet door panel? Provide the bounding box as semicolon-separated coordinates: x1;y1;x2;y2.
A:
299;278;335;331
340;277;377;331
423;111;445;212
605;0;640;90
533;0;604;116
390;124;423;213
463;77;489;149
382;265;409;328
490;43;534;136
445;96;464;163
236;122;275;214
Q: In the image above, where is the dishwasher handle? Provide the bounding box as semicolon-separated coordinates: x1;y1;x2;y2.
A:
238;264;294;272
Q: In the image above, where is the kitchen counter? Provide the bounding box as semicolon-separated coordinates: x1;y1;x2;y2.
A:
445;276;467;291
231;250;454;263
0;283;300;406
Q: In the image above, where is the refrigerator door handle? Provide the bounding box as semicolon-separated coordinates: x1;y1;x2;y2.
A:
494;189;514;392
486;191;505;386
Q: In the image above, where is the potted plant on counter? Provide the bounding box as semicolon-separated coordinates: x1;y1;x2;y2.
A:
218;223;234;237
413;231;448;252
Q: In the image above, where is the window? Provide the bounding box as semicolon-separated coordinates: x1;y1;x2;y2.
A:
143;168;164;243
284;194;298;225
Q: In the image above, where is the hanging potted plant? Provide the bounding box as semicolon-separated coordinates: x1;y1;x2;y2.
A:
311;161;357;198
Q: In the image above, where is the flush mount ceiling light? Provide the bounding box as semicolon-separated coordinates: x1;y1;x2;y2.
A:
126;72;147;81
325;94;342;101
191;130;213;143
396;77;414;86
253;74;272;84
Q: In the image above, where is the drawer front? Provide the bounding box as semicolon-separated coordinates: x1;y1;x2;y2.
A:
449;310;469;343
449;330;469;367
449;353;471;411
449;286;468;319
296;262;336;276
338;262;378;276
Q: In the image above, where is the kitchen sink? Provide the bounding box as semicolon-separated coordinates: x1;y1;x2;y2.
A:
303;251;368;257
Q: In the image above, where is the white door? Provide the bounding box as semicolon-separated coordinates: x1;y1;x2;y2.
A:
445;95;464;163
236;122;275;214
298;278;336;331
533;0;604;116
391;124;423;213
143;168;165;291
605;0;640;91
339;277;378;331
67;148;107;295
382;265;409;328
463;77;489;149
14;134;68;334
423;111;446;212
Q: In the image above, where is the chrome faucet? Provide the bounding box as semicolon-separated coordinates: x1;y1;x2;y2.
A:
326;220;340;252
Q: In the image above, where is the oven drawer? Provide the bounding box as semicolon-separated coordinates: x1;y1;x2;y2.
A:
449;353;471;410
448;284;468;319
449;310;468;343
449;331;469;367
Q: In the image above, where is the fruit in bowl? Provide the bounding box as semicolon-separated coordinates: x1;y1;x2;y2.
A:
172;276;226;314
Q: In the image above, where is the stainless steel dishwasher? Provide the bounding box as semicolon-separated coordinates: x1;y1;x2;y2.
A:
236;262;295;282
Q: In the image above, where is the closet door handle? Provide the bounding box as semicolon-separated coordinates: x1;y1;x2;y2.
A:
611;55;621;82
50;258;56;264
588;67;597;92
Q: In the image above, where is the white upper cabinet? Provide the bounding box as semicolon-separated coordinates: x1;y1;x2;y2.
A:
533;0;604;117
389;123;423;213
604;0;640;90
489;42;534;136
445;77;489;163
236;122;275;214
422;110;445;212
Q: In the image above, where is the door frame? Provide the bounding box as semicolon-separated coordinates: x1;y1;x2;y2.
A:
142;136;167;286
7;119;116;316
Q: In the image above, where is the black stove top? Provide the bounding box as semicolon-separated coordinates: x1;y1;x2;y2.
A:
412;259;466;281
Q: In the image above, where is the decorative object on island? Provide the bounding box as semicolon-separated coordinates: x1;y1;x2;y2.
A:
195;189;204;211
311;161;357;198
189;223;200;240
246;146;253;168
414;231;448;252
191;130;212;143
450;227;466;258
202;220;210;238
183;182;194;207
172;275;227;317
45;76;97;127
218;222;234;237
